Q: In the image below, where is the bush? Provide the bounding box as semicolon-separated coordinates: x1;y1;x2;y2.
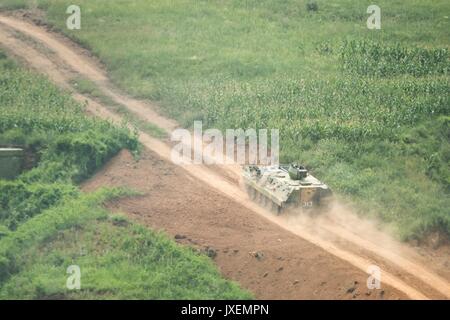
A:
306;1;319;12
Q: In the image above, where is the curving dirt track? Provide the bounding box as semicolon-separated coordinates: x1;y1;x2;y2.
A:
0;11;449;300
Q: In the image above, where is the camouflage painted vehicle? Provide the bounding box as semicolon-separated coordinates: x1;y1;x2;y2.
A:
243;163;332;214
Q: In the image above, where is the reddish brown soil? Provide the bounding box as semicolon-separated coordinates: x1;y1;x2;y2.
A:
82;149;402;300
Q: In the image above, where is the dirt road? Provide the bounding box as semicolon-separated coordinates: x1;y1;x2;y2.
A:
0;11;448;299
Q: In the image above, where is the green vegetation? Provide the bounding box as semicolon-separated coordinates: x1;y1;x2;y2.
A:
0;51;137;228
0;53;250;299
1;1;449;240
0;190;251;299
70;76;166;138
341;40;450;77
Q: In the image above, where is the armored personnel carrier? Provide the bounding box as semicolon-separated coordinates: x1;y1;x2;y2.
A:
243;163;332;214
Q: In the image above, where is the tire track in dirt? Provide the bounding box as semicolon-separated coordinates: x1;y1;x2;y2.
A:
0;13;448;299
0;15;178;133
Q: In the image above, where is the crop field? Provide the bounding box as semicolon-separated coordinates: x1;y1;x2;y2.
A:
2;0;447;240
0;53;250;299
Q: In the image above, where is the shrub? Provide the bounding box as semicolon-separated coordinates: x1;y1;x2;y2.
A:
306;1;319;12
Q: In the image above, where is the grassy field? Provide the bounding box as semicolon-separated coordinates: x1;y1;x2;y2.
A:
0;53;251;299
0;190;251;299
1;0;449;240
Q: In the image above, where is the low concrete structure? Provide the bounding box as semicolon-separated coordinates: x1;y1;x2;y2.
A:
0;148;24;180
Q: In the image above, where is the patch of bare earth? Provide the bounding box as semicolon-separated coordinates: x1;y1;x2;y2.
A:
82;150;402;300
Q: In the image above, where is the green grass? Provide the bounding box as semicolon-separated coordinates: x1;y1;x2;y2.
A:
0;52;138;228
0;52;251;299
70;76;166;138
1;0;449;240
0;189;251;299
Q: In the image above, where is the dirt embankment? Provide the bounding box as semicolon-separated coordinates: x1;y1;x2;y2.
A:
0;11;448;299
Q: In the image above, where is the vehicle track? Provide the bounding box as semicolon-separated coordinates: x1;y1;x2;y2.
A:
0;13;448;299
